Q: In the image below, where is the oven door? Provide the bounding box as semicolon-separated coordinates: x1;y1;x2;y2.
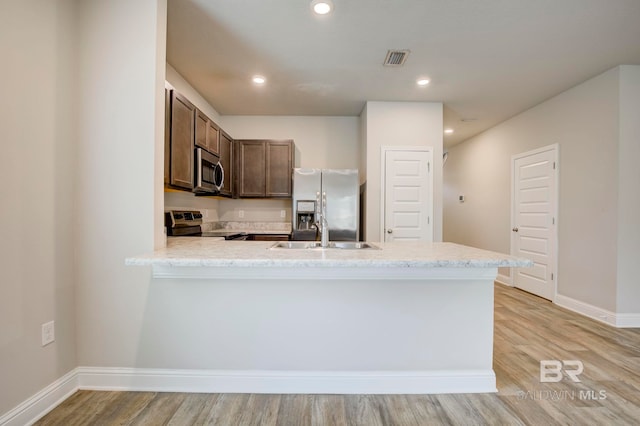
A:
194;147;224;193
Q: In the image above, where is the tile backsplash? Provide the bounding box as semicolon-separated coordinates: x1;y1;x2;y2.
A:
218;199;291;222
164;191;291;223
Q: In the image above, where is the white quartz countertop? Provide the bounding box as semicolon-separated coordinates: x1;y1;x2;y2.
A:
126;238;532;269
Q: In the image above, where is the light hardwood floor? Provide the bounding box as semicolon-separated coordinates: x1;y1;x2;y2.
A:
35;284;640;425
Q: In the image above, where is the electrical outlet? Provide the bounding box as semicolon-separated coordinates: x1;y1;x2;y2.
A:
42;321;55;346
238;210;244;218
280;210;286;218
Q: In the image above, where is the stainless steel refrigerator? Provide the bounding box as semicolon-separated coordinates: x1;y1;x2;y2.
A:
292;169;359;241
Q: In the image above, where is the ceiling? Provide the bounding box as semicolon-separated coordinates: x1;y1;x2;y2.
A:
167;0;640;147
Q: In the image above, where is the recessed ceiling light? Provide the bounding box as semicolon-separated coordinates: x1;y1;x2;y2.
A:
311;0;333;15
252;75;266;85
444;128;454;134
417;78;430;87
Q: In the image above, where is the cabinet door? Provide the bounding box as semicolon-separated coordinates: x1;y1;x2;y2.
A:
194;109;208;152
207;120;220;155
170;92;195;189
218;131;233;197
164;88;171;184
237;140;266;197
195;110;220;156
266;140;293;197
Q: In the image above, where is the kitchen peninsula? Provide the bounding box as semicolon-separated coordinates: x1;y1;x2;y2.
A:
126;239;531;394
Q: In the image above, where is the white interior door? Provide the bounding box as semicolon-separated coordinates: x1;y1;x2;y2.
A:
512;145;558;300
382;148;433;242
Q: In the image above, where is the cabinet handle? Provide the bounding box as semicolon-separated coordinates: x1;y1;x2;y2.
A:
387;229;393;234
512;227;519;232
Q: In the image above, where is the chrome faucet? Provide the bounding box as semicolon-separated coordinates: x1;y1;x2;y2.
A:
315;191;329;248
320;192;329;248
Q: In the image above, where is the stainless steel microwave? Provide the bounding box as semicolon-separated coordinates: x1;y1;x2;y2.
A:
194;147;224;194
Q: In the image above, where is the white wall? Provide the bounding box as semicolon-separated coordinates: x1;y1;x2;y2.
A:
166;63;222;124
444;68;621;312
221;116;359;169
0;0;77;415
617;65;640;313
75;0;167;367
362;102;444;242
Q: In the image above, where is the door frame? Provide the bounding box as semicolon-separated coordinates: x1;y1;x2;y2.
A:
510;143;559;301
380;146;434;242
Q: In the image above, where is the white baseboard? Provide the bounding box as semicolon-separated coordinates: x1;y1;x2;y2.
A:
555;294;640;328
1;367;496;425
75;367;497;395
614;313;640;328
495;273;512;286
0;369;77;426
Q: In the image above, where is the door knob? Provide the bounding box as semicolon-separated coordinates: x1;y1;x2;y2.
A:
387;229;393;234
512;227;519;232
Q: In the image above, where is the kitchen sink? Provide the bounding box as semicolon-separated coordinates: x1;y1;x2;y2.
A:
270;241;379;250
328;242;379;250
271;241;322;249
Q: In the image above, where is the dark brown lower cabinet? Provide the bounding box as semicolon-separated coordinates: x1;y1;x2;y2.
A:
248;234;291;241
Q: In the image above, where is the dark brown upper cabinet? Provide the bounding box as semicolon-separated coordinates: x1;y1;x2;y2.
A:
266;141;294;197
236;140;294;198
218;130;233;197
164;87;171;185
195;109;219;156
169;91;195;190
236;140;266;197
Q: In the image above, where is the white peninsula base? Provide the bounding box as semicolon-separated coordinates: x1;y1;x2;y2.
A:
125;240;531;394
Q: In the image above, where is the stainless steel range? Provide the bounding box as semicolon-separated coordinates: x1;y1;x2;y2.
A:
165;210;248;240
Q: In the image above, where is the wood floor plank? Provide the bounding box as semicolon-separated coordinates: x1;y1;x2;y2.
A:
235;394;280;426
34;284;640;426
404;395;453;425
434;394;486;425
497;394;561;426
465;394;524;425
128;392;186;425
166;393;219;425
374;395;419;426
344;395;384;426
311;394;347;426
202;394;249;425
277;394;312;426
35;390;117;426
88;391;156;425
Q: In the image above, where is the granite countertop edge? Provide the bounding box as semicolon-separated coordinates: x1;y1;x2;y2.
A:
126;239;533;269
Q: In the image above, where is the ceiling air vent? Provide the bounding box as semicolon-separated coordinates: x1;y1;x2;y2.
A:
383;49;410;67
